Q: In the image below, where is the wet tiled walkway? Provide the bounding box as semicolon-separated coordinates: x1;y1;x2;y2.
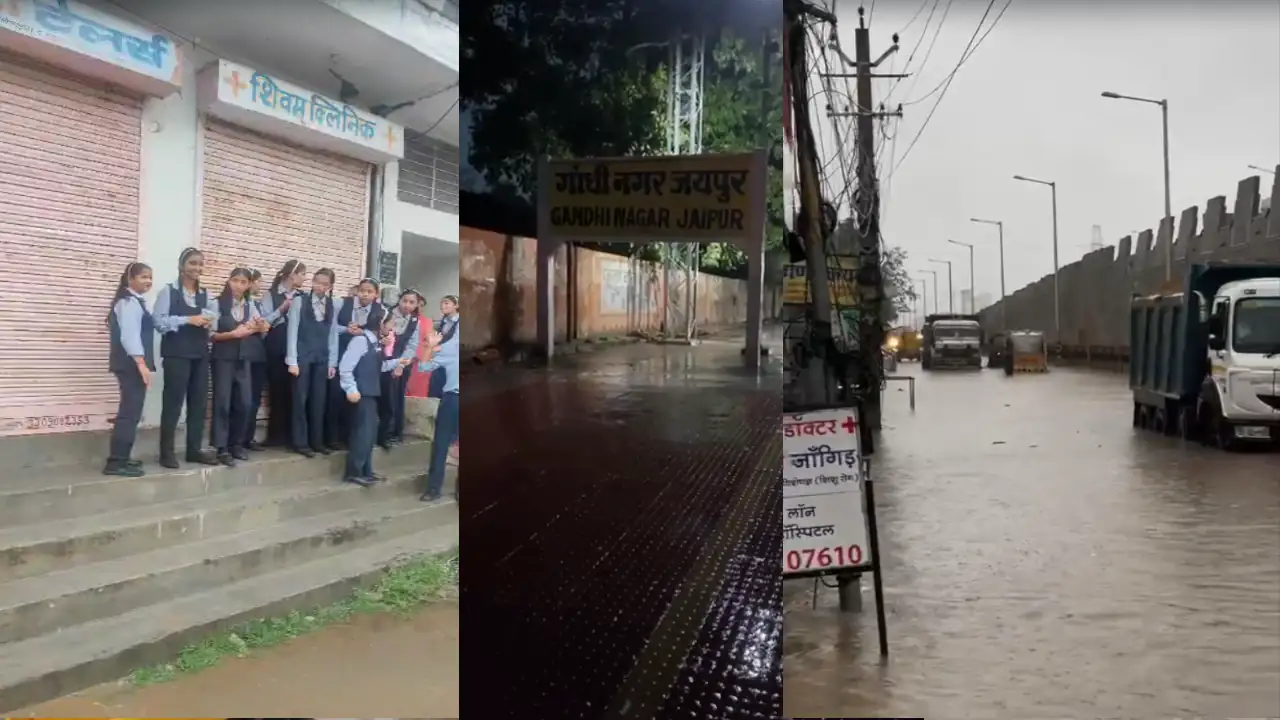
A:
459;330;782;718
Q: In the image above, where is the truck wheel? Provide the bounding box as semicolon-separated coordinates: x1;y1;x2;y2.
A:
922;353;932;370
1200;391;1239;451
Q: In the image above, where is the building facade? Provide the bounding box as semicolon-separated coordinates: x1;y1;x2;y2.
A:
0;0;458;436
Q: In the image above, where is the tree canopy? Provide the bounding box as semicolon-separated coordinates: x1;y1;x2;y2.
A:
462;1;784;273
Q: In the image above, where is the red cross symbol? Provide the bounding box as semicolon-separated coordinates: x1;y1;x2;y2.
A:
841;415;858;434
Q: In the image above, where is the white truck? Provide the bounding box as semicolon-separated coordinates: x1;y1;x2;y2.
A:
1130;264;1280;448
921;314;985;370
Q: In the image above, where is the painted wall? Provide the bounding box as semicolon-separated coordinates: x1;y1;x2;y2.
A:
978;168;1280;357
380;160;458;284
401;235;460;311
460;226;750;352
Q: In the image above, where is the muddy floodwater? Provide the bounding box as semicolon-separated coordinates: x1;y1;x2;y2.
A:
785;364;1280;718
15;603;457;718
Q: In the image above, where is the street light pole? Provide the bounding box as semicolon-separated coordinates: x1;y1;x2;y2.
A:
920;269;938;316
947;239;975;313
970;218;1006;331
914;278;928;325
1101;90;1172;281
1012;175;1062;342
928;258;953;313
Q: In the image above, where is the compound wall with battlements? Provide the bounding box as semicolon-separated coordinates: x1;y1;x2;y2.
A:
977;166;1280;358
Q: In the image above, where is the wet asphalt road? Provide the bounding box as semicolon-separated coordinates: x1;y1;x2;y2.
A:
784;362;1280;718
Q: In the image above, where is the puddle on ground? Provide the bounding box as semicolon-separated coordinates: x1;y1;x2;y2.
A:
14;603;458;718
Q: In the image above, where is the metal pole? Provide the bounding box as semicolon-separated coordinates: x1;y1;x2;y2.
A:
1160;99;1172;281
1050;181;1061;342
997;222;1007;331
968;245;975;313
946;262;953;312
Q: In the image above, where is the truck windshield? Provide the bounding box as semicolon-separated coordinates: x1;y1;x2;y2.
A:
1232;298;1280;354
933;327;981;339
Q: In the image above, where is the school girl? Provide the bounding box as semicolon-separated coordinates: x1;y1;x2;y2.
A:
327;277;385;449
378;289;423;449
261;260;308;447
241;269;270;451
104;262;155;477
338;319;411;487
427;295;460;399
286;267;338;457
419;312;459;502
209;268;266;466
152;247;218;468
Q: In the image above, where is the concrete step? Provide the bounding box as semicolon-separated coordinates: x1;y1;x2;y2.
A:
0;521;458;714
0;478;454;646
0;467;427;585
0;439;432;527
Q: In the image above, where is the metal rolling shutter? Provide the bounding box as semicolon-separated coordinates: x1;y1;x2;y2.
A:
0;51;141;437
200;118;370;291
199;118;371;430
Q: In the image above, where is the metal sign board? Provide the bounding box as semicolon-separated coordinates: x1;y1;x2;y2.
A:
781;256;858;306
782;407;869;575
544;153;757;240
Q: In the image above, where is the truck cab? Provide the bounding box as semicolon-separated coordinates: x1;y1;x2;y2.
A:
1204;278;1280;440
921;314;984;370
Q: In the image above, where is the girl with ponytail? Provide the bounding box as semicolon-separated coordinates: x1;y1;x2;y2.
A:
104;262;154;477
208;267;265;466
261;259;307;446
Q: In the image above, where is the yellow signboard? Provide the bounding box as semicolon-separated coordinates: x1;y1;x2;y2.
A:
544;153;756;239
782;257;859;306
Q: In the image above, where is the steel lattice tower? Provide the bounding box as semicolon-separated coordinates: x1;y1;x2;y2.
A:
663;33;705;342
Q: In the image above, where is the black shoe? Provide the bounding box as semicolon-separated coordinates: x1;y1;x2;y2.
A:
389;437;402;447
344;476;375;488
216;451;236;467
245;440;262;451
231;446;250;461
420;491;442;502
125;458;143;468
159;455;180;469
378;442;392;452
314;445;332;455
103;459;144;477
325;443;342;452
186;450;219;466
295;447;316;458
370;473;386;483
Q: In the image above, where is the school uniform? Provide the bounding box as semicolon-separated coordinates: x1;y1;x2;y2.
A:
153;282;217;466
378;309;420;447
427;314;459;399
327;297;384;448
339;329;401;486
241;296;272;449
210;295;262;461
286;291;338;455
106;292;154;473
419;326;460;501
262;285;296;446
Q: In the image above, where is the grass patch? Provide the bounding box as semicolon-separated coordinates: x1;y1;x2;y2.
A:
127;550;458;687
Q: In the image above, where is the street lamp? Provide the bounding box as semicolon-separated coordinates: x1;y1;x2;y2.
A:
1248;164;1276;176
970;217;1006;331
927;258;953;313
1100;90;1172;281
947;239;975;313
919;269;939;317
914;278;929;320
1012;174;1061;342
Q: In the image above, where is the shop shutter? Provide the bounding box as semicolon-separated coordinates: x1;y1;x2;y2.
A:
0;51;141;436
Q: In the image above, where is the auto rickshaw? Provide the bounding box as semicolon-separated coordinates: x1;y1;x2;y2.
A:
887;327;923;362
1005;330;1049;375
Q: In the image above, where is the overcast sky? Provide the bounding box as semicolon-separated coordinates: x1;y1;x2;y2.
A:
802;0;1280;309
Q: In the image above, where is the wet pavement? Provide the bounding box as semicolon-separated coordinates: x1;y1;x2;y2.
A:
459;329;783;719
13;603;458;717
784;363;1280;718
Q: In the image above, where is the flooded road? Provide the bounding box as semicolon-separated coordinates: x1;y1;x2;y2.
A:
785;364;1280;718
15;604;457;718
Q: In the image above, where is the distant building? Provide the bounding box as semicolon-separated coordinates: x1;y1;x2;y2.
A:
959;290;973;314
975;292;995;312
